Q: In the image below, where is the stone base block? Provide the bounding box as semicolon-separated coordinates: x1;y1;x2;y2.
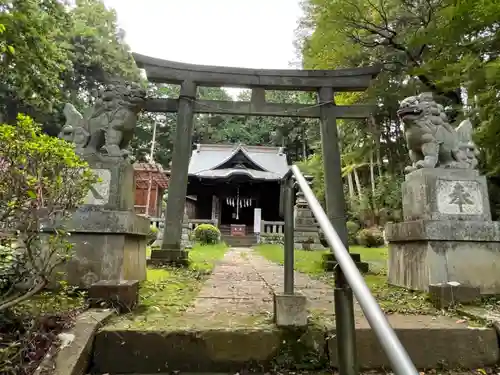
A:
321;253;369;273
294;242;325;251
88;280;139;313
322;252;360;263
428;282;480;309
387;220;500;294
323;260;369;273
63;232;147;288
273;293;307;327
148;249;190;267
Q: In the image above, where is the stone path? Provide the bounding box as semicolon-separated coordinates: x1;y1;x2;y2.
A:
183;247;362;327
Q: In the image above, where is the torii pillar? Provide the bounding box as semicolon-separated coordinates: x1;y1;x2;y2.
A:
150;80;197;266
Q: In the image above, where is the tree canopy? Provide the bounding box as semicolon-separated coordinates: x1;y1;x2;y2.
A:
296;0;500;221
1;0;499;223
0;0;139;133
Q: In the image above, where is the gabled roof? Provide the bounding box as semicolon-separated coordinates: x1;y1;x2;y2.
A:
133;162;169;189
188;144;289;181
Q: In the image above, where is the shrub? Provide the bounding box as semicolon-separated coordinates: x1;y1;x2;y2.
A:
346;221;360;245
356;227;385;248
260;234;284;245
147;225;159;245
0;115;96;311
193;224;221;245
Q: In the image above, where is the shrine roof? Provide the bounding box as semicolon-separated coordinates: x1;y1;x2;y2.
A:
133;162;169;189
188;144;289;180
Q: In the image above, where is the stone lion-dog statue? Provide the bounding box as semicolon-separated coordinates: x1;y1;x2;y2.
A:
58;80;146;159
397;92;479;174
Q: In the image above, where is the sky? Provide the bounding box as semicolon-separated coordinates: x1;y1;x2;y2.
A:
102;0;303;97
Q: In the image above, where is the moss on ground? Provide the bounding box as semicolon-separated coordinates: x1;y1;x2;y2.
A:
255;244;436;315
105;243;228;330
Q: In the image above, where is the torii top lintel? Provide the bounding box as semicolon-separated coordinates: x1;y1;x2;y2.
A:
133;53;381;91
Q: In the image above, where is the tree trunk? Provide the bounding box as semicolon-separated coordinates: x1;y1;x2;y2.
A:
369;150;378;225
347;172;355;200
353;168;362;199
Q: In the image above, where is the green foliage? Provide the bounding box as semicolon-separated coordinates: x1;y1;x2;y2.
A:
356;227;385;248
147;225;159;246
66;0;140;98
346;221;360;245
0;0;72;125
0;0;139;131
299;0;500;179
193;224;221;245
131;87;318;167
259;234;284;245
0;114;96;311
297;152;325;204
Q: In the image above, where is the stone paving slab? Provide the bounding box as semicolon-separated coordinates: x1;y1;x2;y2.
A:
183;247;361;324
183;248;274;323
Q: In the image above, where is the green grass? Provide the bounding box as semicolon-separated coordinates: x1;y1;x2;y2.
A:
255;244;435;315
255;244;387;275
106;242;228;329
256;244;326;275
189;242;228;272
353;245;388;263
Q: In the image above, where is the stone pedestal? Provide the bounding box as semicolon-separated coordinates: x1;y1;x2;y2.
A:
386;168;500;294
401;168;491;222
149;211;190;267
294;191;325;250
63;158;149;287
273;293;308;327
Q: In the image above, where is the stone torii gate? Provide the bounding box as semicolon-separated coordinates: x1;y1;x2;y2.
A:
134;53;380;375
133;53;380;260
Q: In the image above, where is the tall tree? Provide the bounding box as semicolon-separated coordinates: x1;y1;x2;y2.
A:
0;0;72;125
299;0;500;170
64;0;141;104
0;0;140;134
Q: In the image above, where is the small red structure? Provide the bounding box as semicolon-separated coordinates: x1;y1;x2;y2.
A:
230;224;246;237
133;163;169;217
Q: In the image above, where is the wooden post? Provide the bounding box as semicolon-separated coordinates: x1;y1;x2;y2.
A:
318;86;358;375
154;80;197;266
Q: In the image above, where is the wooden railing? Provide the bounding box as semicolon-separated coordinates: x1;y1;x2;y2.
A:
261;220;285;235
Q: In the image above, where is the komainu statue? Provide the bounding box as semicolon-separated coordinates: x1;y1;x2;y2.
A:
397;92;478;173
58;80;146;159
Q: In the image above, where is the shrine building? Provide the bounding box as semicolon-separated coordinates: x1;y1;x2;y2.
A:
186;144;289;237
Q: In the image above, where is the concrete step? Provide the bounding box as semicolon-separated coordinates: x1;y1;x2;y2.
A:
90;317;499;374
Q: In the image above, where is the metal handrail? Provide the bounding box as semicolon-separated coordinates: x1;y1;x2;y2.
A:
288;165;418;375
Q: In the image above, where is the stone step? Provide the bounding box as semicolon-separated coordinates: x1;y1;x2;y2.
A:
222;235;257;247
90;317;499;374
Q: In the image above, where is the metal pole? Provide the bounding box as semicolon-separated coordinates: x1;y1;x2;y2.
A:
292;165;418;375
318;86;358;375
283;178;295;294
